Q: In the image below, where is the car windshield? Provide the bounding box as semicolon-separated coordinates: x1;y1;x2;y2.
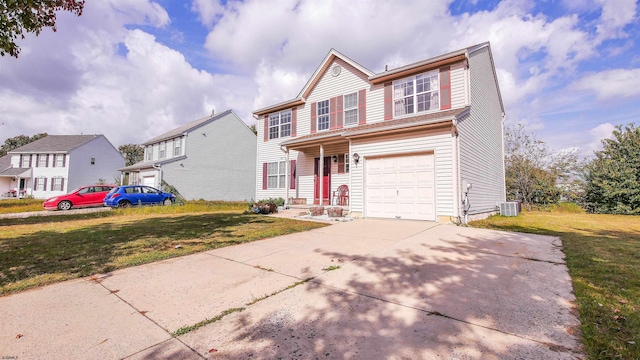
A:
68;187;83;194
107;187;119;194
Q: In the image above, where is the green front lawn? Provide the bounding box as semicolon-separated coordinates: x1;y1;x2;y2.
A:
471;208;639;359
0;202;326;295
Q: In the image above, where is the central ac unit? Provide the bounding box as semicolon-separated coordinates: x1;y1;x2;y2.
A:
500;202;520;216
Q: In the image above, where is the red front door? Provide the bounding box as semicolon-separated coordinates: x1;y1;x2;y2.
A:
314;157;331;205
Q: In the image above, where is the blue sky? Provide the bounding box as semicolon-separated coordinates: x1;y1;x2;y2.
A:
0;0;638;158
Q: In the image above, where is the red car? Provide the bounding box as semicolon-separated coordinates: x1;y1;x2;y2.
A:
43;185;116;211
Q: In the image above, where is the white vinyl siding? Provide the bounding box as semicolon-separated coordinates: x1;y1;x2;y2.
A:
351;129;454;217
458;46;506;215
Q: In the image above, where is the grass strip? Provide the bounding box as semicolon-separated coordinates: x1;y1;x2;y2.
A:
245;277;314;306
172;307;245;336
173;277;315;336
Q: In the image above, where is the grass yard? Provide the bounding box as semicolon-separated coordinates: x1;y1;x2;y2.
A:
471;206;640;359
0;202;326;295
0;198;43;213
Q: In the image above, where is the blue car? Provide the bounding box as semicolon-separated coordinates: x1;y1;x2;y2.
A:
104;185;175;208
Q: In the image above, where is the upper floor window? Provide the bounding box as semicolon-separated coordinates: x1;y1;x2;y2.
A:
267;161;286;189
38;154;47;167
173;139;181;156
159;142;166;159
146;147;153;161
21;156;30;167
393;70;439;116
55;154;65;167
269;110;292;139
344;92;358;126
317;100;330;131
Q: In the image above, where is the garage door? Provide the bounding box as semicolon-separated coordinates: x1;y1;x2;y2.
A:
142;176;156;187
365;153;435;221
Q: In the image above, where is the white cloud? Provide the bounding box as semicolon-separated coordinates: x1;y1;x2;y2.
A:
572;69;640;100
586;122;616;153
595;0;637;40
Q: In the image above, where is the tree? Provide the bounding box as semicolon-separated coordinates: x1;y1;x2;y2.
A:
1;0;85;58
583;124;640;214
249;124;257;136
0;133;48;157
118;144;144;166
504;124;579;209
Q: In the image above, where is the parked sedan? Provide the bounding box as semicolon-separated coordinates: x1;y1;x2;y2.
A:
43;185;116;211
103;185;175;208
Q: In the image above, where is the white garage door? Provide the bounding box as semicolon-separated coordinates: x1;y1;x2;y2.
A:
365;153;435;221
142;176;156;187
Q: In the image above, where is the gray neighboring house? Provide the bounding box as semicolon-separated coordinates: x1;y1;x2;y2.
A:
0;135;125;199
119;110;256;201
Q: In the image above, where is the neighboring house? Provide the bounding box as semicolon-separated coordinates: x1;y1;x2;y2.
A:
119;110;256;201
0;135;125;199
254;42;506;222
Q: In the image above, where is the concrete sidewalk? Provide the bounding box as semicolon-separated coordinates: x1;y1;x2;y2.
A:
0;219;583;359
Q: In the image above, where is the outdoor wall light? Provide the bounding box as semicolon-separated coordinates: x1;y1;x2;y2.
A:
352;153;360;164
331;155;338;163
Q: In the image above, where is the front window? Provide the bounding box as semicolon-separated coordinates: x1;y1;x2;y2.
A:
344;92;358;126
159;143;166;159
267;161;286;189
55;154;64;167
393;70;439;116
268;110;292;139
35;177;46;191
146;147;153;161
52;178;64;191
317;100;329;131
38;155;47;167
21;156;30;167
173;139;181;156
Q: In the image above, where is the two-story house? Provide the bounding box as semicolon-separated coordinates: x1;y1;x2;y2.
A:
255;42;506;222
119;109;256;201
0;135;125;199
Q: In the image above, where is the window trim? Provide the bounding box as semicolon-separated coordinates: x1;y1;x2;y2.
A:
317;99;330;131
343;92;358;126
344;153;350;173
55;154;64;167
159;142;166;159
268;109;292;140
52;177;64;191
267;161;286;189
35;177;46;191
392;69;440;117
173;139;181;156
146;147;153;161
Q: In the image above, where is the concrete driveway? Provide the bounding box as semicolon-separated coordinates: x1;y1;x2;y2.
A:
0;219;583;359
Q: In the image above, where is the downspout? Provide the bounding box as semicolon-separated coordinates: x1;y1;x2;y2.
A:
253;113;260;202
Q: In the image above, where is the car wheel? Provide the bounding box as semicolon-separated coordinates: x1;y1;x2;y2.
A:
163;198;172;206
118;200;131;208
58;201;72;211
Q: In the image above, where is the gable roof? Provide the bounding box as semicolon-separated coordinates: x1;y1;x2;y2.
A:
0;155;11;171
253;49;373;116
142;109;233;146
8;135;103;154
254;42;504;116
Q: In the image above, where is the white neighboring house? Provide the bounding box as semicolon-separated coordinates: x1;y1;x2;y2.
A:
0;135;125;199
255;42;506;222
119;109;257;201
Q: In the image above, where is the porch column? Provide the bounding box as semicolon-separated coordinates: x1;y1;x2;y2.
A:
319;144;324;205
285;149;290;206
